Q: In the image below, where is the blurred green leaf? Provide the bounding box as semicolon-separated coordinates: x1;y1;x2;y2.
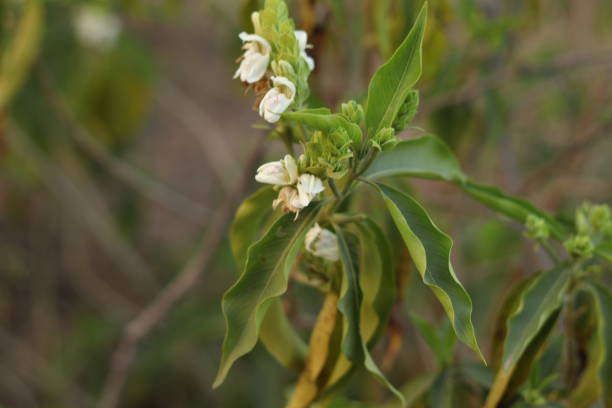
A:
214;203;321;387
362;135;466;182
411;315;456;367
365;3;427;137
595;242;612;263
485;266;569;408
571;282;612;408
334;227;405;406
372;182;483;361
0;0;43;111
461;181;566;240
355;217;395;347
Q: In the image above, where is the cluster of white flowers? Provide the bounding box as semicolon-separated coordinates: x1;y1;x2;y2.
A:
255;155;324;215
305;223;339;262
233;15;315;124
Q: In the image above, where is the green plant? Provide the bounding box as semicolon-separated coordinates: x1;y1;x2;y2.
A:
213;1;612;407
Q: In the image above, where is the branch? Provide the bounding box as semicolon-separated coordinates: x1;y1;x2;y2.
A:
98;135;267;408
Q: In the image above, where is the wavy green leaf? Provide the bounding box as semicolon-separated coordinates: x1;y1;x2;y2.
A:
334;227;405;406
213;203;320;387
484;265;569;408
362;135;466;182
365;3;427;136
371;182;483;360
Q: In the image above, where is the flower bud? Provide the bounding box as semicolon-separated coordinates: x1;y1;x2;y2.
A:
371;127;398;151
525;215;550;241
305;223;339;262
564;234;594;259
341;100;365;125
393;90;419;132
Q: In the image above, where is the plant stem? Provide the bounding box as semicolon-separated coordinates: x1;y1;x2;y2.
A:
286;289;339;408
328;179;341;199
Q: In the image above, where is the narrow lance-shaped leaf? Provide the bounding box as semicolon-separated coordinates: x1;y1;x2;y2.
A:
214;204;320;387
362;135;466;182
371;182;483;360
484;265;570;408
334;227;405;406
365;3;427;136
461;181;566;240
228;186;307;372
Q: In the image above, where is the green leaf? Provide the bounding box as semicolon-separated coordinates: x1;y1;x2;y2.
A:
259;297;307;372
427;369;454;408
362;135;466;182
229;186;277;268
365;3;427;136
334;227;405;406
371;182;483;361
579;282;612;408
213;203;321;387
411;315;456;366
0;0;43;111
283;109;362;145
484;266;570;408
228;187;307;371
461;181;566;240
355;217;395;346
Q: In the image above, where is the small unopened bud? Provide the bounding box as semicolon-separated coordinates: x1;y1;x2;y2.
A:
371;127;398;151
564;234;594;259
305;223;339;262
525;215;550;241
588;204;612;234
341;100;365;125
393;90;419;132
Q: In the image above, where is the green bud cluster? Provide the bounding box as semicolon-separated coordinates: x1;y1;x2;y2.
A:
576;202;612;238
302;130;353;179
392;90;419;132
341;100;365;125
371;127;399;152
564;234;595;259
524;214;550;241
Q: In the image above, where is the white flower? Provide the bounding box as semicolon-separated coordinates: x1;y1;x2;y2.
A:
305;223;339;262
259;76;296;123
273;186;305;214
255;155;299;185
295;30;315;71
297;174;324;207
73;6;121;51
234;32;271;83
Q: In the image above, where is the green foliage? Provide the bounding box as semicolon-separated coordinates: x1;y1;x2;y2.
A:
371;182;483;361
214;203;321;387
0;0;43;111
365;3;427;137
485;266;570;407
363;135;466;182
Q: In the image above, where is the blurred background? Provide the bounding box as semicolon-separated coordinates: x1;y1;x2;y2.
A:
1;0;612;407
